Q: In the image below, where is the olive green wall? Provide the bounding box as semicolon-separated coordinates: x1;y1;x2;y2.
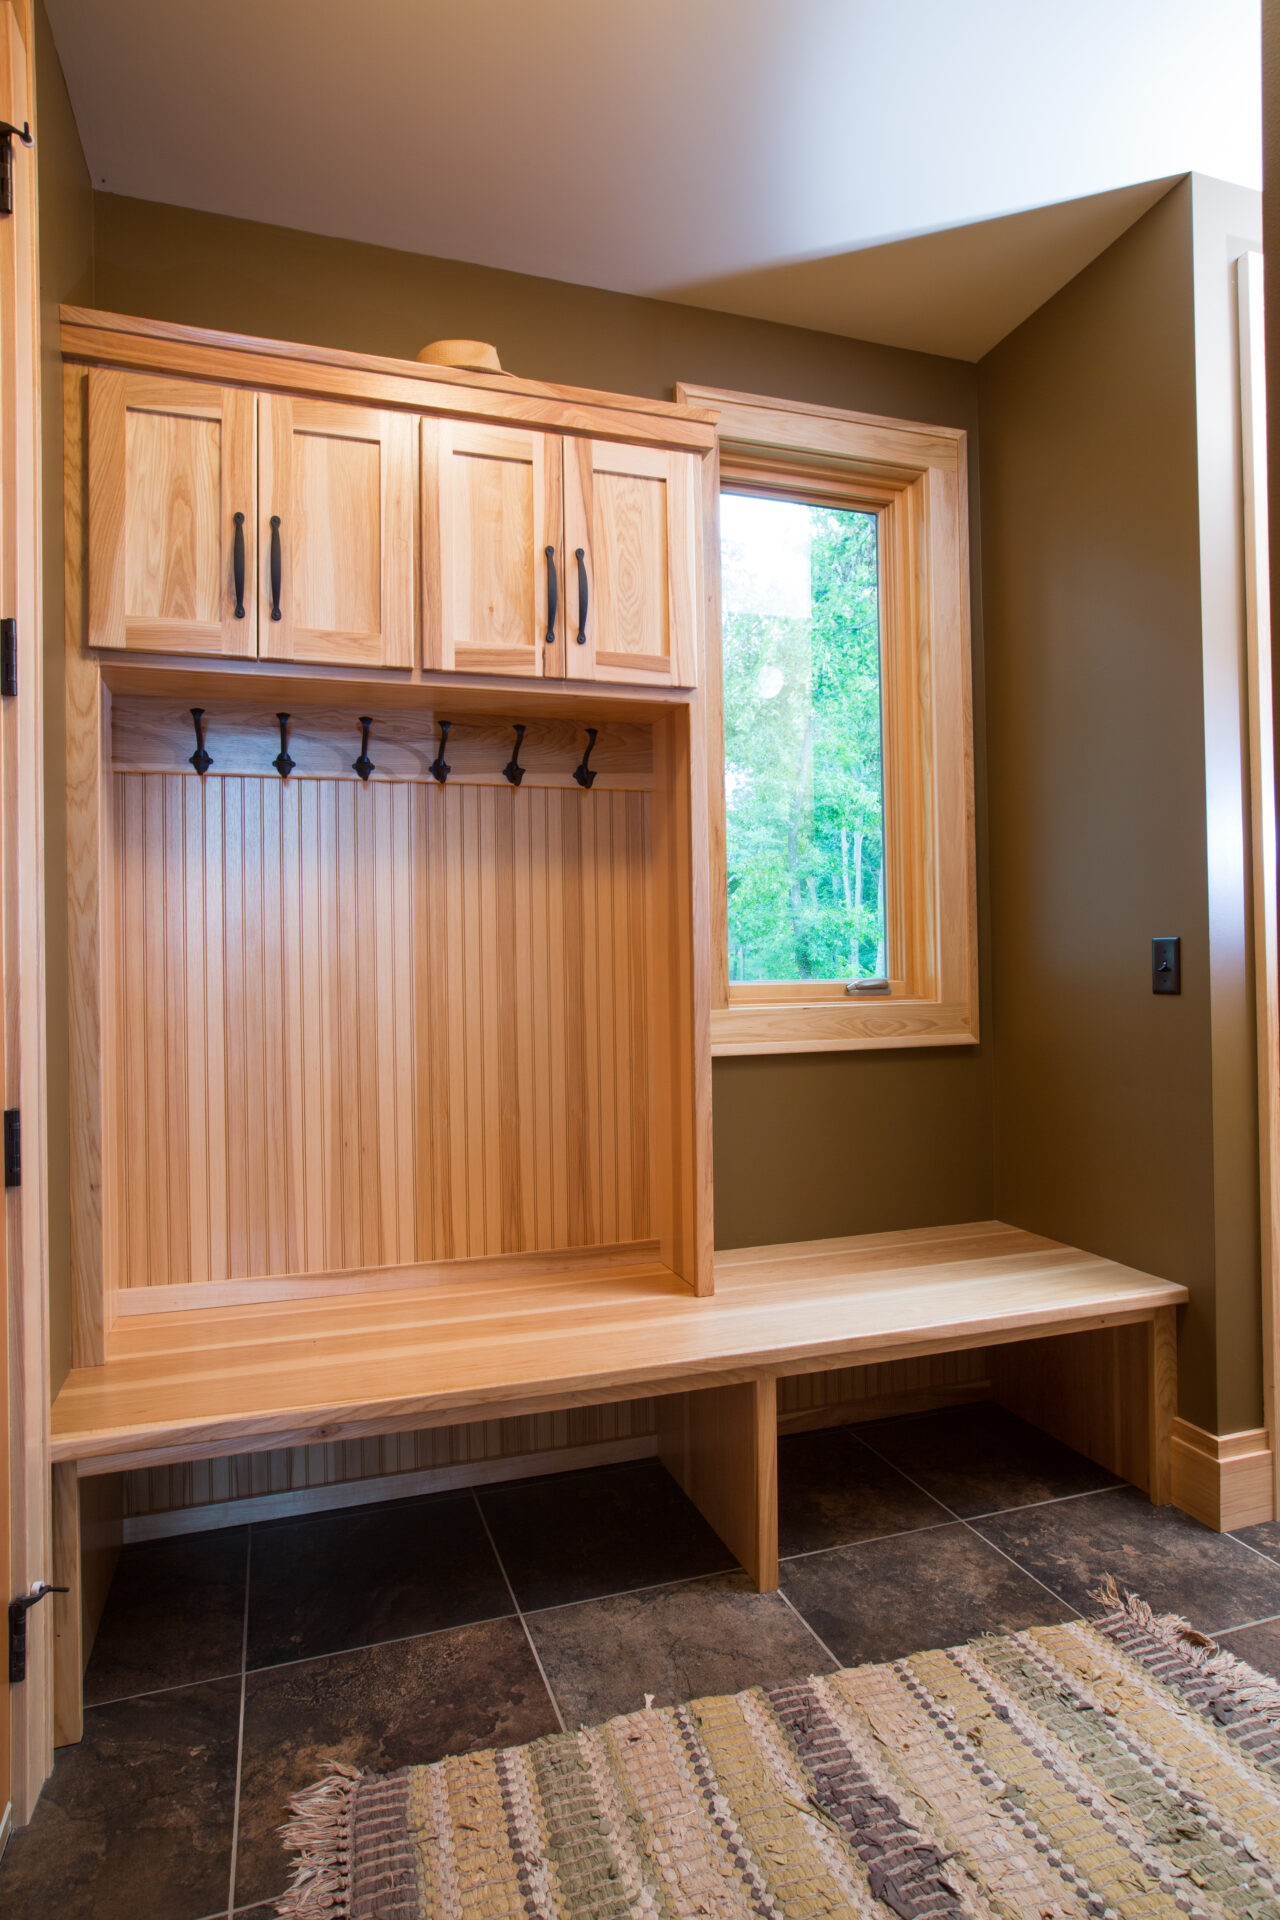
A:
34;0;92;1395
979;178;1263;1432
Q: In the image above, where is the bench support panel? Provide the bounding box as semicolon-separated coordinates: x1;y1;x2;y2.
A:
989;1308;1178;1505
51;1463;122;1747
658;1376;778;1592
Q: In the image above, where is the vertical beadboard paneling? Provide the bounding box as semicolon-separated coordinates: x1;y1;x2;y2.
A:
112;772;654;1288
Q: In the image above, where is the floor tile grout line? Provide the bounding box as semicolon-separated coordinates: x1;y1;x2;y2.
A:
471;1491;567;1733
225;1527;254;1919
82;1665;248;1712
960;1516;1083;1617
847;1424;1129;1529
241;1607;521;1682
522;1559;740;1620
778;1519;958;1566
963;1483;1124;1523
845;1431;966;1522
1223;1527;1280;1573
1206;1607;1280;1637
775;1585;843;1672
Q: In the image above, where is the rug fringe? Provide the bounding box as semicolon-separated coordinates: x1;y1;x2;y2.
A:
274;1761;362;1919
1092;1574;1280;1711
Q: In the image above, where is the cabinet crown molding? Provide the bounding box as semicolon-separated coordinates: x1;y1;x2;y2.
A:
61;306;720;450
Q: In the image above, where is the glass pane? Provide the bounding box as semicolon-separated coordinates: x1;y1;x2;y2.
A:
720;493;885;983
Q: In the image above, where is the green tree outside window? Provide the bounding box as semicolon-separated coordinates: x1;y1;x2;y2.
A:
721;493;885;983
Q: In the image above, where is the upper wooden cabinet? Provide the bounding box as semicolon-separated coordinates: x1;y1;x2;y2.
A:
87;369;257;657
563;439;701;688
75;313;713;684
424;426;701;687
259;397;415;668
424;419;563;676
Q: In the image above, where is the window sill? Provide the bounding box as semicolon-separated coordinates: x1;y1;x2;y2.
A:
711;998;979;1056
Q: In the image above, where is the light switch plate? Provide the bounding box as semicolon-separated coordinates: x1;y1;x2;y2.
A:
1152;936;1181;995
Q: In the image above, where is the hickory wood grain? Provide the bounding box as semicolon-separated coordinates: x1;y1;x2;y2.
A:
259;395;414;668
659;1376;778;1590
87;370;257;657
50;1223;1188;1472
426;417;562;677
563;438;702;688
5;0;54;1821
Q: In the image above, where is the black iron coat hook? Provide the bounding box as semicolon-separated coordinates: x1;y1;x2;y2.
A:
573;727;598;790
273;712;295;779
189;708;213;776
503;724;527;787
429;719;451;784
0;119;32;219
352;715;374;782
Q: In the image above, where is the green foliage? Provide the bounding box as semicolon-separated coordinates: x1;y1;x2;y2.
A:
722;500;884;982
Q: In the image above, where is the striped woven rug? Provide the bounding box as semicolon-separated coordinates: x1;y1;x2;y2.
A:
277;1588;1280;1919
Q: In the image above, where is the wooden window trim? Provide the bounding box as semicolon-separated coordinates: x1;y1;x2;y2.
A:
676;385;978;1056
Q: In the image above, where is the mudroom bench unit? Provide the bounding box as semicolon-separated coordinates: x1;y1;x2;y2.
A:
49;1220;1186;1738
52;307;1186;1746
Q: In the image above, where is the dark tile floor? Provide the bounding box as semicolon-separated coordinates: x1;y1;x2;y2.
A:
7;1400;1280;1918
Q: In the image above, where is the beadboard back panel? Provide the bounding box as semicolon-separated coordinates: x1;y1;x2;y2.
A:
110;770;654;1294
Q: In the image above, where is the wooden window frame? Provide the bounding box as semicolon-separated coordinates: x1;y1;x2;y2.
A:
677;385;977;1055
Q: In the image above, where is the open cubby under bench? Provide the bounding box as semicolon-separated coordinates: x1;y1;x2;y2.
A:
49;1219;1187;1734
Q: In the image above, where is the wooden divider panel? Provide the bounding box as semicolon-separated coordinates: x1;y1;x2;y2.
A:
110;772;654;1294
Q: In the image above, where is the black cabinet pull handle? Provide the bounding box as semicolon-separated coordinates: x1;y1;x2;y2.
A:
232;512;246;619
269;515;283;622
575;547;588;645
544;545;558;645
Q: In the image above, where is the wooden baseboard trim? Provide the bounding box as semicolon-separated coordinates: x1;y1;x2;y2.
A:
1170;1418;1273;1531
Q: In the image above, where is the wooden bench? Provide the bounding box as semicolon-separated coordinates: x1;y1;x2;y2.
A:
49;1220;1187;1739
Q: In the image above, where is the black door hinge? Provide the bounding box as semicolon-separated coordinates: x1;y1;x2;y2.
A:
0;120;32;218
1;619;17;697
9;1584;67;1684
4;1110;19;1188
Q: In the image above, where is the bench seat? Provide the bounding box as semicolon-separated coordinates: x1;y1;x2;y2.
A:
48;1220;1186;1744
52;1220;1186;1474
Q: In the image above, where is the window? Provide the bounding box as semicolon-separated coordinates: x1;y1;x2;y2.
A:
721;493;886;985
677;384;978;1054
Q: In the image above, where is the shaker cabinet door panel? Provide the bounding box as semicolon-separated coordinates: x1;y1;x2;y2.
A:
563;438;701;687
424;418;563;677
259;396;415;668
87;369;257;656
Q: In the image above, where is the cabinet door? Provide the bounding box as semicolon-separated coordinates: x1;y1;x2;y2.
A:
87;369;257;656
424;418;563;676
563;439;700;687
259;396;415;667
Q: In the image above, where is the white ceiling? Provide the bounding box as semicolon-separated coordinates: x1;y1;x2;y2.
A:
46;0;1261;361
